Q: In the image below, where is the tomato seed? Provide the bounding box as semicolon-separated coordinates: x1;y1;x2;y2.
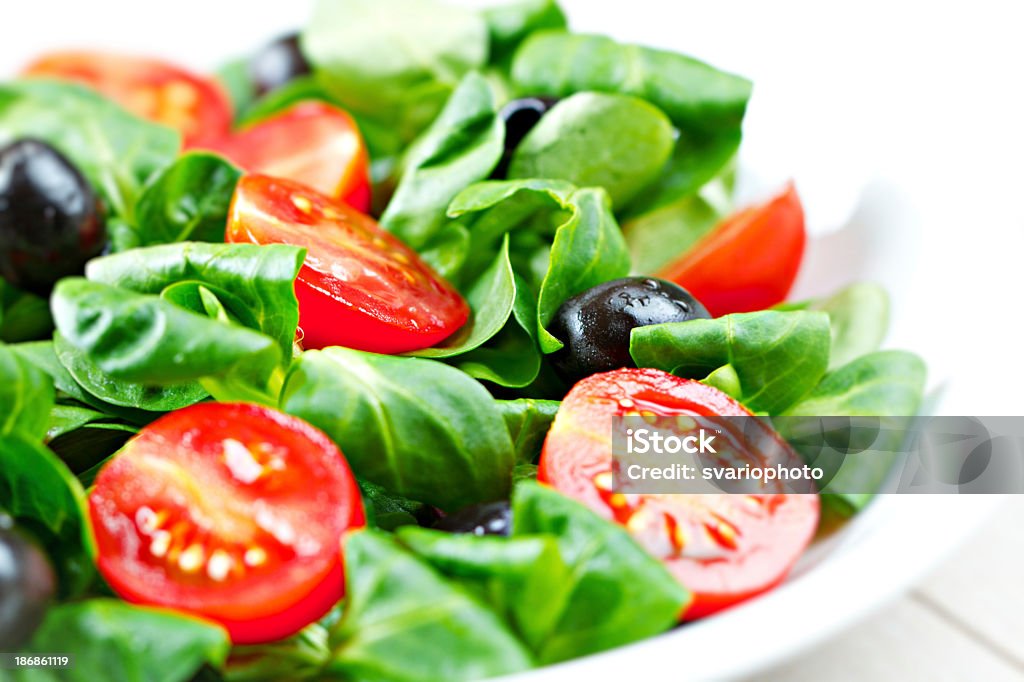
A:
207;550;232;582
178;544;205;573
244;547;267;568
291;195;313;213
149;531;171;558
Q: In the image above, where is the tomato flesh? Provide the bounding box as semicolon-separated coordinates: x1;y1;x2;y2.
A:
89;403;365;644
22;51;232;147
227;174;469;353
539;368;819;619
203;102;371;212
657;184;806;316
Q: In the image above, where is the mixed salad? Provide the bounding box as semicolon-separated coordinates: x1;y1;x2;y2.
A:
0;1;927;680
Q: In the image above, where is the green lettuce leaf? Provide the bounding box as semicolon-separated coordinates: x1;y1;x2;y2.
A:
630;310;832;414
0;81;179;221
280;348;515;511
508;92;674;208
324;530;533;681
16;600;229;682
381;73;504;250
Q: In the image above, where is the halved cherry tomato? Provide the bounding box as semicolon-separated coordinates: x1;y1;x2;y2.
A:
227;175;468;353
657;184;805;316
89;402;365;644
539;368;819;620
203;102;371;212
22;51;232;147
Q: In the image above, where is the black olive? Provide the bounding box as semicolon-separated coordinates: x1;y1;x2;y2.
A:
492;96;560;178
549;277;711;385
0;138;106;296
0;516;56;649
248;33;312;97
434;500;512;537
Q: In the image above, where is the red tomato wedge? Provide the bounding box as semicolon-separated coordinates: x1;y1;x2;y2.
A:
539;368;819;620
657;184;806;316
88;403;365;644
227;175;469;353
203;102;371;212
22;51;231;147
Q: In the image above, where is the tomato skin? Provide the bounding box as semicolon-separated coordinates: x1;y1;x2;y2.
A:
227;175;469;353
89;403;365;644
539;368;819;620
657;184;806;316
668;494;819;619
538;369;745;519
202;102;371;212
22;51;232;147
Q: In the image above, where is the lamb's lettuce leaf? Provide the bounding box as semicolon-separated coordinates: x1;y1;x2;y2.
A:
396;528;571;652
623;128;740;219
784;350;926;421
511;32;751;136
482;0;567;66
53;333;208;413
495;398;560;463
237;76;333;128
451;271;543;387
382;72;504;250
449;179;630;353
409;236;516;359
0;280;53;343
280;348;515;511
511;32;751;218
622;178;729;274
17;600;229;682
508;92;674;208
630;310;832;414
515;483;689;663
51;279;282;405
812;283;890;370
10;341;157;425
323;530;533;681
85;242;304;360
0;432;91;597
362;487;687;665
0;342;55;441
0;80;179;221
782;350;927;513
120;152;242;250
302;0;489;158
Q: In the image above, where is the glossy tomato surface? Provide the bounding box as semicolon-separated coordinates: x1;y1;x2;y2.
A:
657;184;805;316
228;175;468;353
23;51;232;146
539;368;819;620
89;402;365;644
204;102;370;212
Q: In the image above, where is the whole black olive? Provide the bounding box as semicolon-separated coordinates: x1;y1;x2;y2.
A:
248;33;312;97
0;517;56;649
434;500;512;537
549;277;711;385
0;138;106;296
492;96;560;178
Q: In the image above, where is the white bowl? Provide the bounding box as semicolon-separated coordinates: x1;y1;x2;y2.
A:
496;494;1002;681
490;165;1004;679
